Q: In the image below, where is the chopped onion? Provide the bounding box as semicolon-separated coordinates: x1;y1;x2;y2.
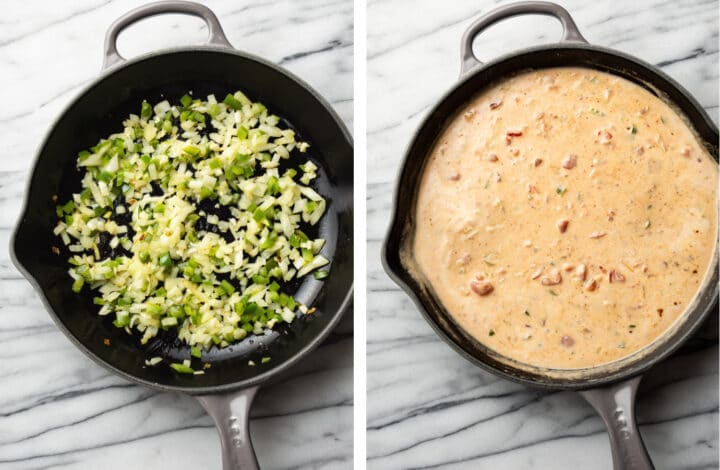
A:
54;91;329;353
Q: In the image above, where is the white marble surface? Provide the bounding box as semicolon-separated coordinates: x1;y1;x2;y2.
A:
0;1;352;469
367;0;718;469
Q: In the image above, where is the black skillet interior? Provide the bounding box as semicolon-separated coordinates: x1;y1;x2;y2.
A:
12;49;353;391
383;44;719;389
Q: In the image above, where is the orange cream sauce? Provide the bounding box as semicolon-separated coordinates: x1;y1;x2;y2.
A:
413;67;717;369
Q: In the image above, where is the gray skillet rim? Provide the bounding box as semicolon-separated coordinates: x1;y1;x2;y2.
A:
381;42;719;392
10;41;354;396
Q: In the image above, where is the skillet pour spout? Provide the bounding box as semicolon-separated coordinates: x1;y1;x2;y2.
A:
382;2;718;470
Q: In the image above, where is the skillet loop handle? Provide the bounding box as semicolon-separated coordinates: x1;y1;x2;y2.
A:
103;0;232;70
460;1;587;76
196;386;260;470
580;376;655;470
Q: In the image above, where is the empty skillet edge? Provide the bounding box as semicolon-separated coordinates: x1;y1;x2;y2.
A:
382;3;717;470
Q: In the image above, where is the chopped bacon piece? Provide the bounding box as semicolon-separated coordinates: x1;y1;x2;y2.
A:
575;264;587;281
562;155;577;169
609;270;626;283
596;130;613;144
556;219;569;233
541;269;562;286
470;280;494;296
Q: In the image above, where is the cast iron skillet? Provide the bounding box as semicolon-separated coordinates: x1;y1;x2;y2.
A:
382;2;718;469
10;2;353;469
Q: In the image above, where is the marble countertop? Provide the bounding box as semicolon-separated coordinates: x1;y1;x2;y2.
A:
367;0;718;469
0;1;352;469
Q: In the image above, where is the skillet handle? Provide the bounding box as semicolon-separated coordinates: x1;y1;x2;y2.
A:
102;0;233;70
460;1;587;76
197;386;260;470
580;376;655;470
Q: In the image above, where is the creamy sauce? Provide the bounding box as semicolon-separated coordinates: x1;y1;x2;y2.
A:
412;67;717;369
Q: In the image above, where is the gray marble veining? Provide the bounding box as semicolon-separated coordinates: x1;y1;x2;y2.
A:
0;1;352;468
367;0;718;468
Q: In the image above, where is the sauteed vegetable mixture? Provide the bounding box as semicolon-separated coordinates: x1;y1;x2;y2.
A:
54;91;329;352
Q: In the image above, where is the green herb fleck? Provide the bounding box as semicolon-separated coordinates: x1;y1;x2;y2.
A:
313;270;329;280
158;252;174;270
261;356;271;364
630;125;637;134
170;362;195;374
629;324;636;329
548;289;558;296
644;219;651;229
588;107;605;116
301;248;314;263
488;329;495;337
223;94;243;110
556;186;567;196
524;310;530;316
140;100;153;119
219;279;236;295
207;103;220;117
62;200;75;214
